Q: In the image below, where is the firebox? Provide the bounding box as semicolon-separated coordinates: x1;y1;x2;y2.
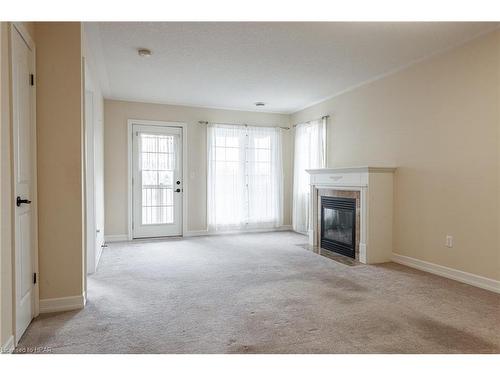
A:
320;196;356;258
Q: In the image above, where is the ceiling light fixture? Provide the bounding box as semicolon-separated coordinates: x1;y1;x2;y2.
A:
255;102;265;107
137;48;152;57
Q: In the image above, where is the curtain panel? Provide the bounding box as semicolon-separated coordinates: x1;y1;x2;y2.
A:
207;124;283;232
292;118;326;234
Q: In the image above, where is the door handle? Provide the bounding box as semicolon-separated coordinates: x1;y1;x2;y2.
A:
16;196;32;207
175;188;181;193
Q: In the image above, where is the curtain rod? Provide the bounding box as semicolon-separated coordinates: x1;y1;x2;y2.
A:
292;115;330;128
198;120;290;130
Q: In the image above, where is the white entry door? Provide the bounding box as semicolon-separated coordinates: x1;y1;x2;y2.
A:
132;124;183;238
11;25;37;343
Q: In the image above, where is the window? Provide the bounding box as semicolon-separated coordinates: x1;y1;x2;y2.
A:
207;124;283;231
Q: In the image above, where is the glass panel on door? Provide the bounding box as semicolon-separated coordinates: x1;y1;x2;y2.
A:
139;133;175;225
132;124;182;239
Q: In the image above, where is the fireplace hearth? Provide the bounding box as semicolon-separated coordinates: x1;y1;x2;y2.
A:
320;196;356;259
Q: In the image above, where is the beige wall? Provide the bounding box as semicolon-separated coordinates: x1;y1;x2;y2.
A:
36;22;85;300
104;99;292;236
291;30;500;281
0;21;35;350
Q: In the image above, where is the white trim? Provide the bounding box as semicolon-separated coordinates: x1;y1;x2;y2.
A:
127;121;133;240
30;31;39;319
39;294;86;314
11;23;35;51
104;234;129;243
306;166;397;174
392;253;500;294
183;230;209;237
127;119;188;240
185;225;293;237
1;335;15;354
84;86;96;275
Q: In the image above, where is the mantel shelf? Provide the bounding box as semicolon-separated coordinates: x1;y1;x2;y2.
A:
306;166;396;174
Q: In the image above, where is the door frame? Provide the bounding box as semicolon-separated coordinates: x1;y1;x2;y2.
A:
127;119;187;240
10;22;39;342
84;88;97;274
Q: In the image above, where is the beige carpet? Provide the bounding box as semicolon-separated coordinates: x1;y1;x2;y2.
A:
17;231;500;353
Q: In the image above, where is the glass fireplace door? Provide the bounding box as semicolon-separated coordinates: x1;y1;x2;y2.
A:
320;196;356;258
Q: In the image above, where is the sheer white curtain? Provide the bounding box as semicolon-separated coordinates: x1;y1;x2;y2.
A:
207;124;283;232
207;125;245;230
292;118;326;234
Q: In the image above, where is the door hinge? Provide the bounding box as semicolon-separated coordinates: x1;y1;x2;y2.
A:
30;74;34;86
33;272;37;284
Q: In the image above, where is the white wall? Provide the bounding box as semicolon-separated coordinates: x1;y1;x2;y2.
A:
291;30;500;281
104;99;292;237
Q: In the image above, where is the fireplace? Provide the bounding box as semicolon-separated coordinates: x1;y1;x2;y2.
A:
307;167;396;264
320;196;356;259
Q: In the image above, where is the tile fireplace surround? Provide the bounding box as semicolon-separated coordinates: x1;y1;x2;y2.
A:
306;167;396;264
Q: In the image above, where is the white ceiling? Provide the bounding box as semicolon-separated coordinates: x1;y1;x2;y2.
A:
90;22;497;114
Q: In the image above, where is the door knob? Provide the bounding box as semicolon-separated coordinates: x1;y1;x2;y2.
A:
16;196;32;207
175;188;181;193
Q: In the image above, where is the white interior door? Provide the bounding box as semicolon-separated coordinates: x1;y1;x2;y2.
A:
12;25;36;343
83;61;105;276
84;90;97;274
132;125;182;238
94;115;105;267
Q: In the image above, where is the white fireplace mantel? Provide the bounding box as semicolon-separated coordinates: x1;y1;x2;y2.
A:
306;166;396;264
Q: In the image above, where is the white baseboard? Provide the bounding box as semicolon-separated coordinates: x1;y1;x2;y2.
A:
359;243;367;264
1;335;14;354
392;253;500;294
184;229;209;237
185;225;293;237
39;294;86;314
108;227;294;240
104;234;129;243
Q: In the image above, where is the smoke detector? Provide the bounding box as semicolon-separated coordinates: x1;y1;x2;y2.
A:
137;48;152;57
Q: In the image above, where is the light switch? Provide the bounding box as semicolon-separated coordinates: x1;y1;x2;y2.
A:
445;235;453;248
